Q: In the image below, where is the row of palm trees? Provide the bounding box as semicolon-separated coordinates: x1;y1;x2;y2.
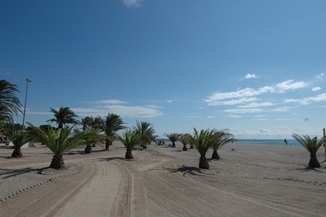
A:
164;129;234;169
7;117;156;169
1;79;325;169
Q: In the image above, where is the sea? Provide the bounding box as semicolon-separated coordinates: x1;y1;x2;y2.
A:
233;139;300;146
161;139;301;146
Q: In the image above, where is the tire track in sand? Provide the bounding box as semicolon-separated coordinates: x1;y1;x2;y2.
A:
52;159;128;217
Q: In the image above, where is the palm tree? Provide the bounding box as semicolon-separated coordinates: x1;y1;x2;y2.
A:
84;128;106;154
164;133;180;148
133;120;156;149
292;133;326;168
47;106;80;129
81;116;92;131
9;130;29;158
27;124;92;169
188;128;213;169
210;129;234;160
180;133;190;151
103;113;126;150
117;130;139;159
81;116;104;153
82;116;103;131
0;80;22;123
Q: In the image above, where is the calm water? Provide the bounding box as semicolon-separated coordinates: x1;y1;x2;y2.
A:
234;139;300;146
161;139;301;146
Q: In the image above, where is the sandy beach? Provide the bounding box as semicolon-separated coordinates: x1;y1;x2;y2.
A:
0;142;325;217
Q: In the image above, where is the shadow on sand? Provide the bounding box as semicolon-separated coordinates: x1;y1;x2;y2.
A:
163;165;202;176
97;156;132;162
295;166;326;173
0;166;50;179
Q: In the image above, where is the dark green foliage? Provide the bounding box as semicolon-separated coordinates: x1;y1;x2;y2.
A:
47;106;80;129
164;133;180;148
118;130;139;159
292;133;326;168
133;121;156;149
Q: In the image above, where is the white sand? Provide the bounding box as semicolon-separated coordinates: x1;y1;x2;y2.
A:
0;142;325;217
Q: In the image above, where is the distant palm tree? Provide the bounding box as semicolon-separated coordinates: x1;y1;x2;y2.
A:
180;133;190;151
164;133;180;148
81;116;104;153
9;130;29;158
82;116;103;131
188;128;213;169
0;80;22;123
27;124;92;169
292;133;326;168
103;113;126;150
48;106;80;129
117;130;139;159
81;116;92;131
210;129;234;160
84;128;106;154
133;120;156;149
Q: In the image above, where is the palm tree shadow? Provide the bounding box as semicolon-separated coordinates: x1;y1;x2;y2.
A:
295;167;326;173
98;157;131;162
1;166;49;179
65;150;84;155
164;165;202;176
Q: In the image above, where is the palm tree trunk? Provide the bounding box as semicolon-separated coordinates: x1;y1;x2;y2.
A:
141;143;147;149
183;144;188;151
309;154;320;168
172;142;176;148
105;139;111;150
84;145;92;154
11;148;22;158
50;155;65;169
199;156;209;169
212;150;220;160
125;149;134;159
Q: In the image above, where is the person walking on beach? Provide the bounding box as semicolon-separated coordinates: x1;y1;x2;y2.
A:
284;138;288;145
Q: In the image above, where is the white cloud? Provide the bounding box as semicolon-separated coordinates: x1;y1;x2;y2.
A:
228;114;242;118
259;128;271;134
165;99;175;103
210;97;258;106
316;73;324;79
27;111;51;115
285;93;326;105
123;0;142;7
273;80;308;93
272;106;291;112
245;73;258;79
204;79;308;106
223;108;263;114
205;88;266;104
312;87;321;92
238;102;274;108
73;99;163;118
96;99;127;105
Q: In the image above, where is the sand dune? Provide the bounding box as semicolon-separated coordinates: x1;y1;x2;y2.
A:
0;142;325;217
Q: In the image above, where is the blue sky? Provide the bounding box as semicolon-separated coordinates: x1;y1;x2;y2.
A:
1;0;325;139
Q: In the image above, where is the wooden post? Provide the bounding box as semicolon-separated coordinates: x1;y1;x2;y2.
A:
324;128;326;160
